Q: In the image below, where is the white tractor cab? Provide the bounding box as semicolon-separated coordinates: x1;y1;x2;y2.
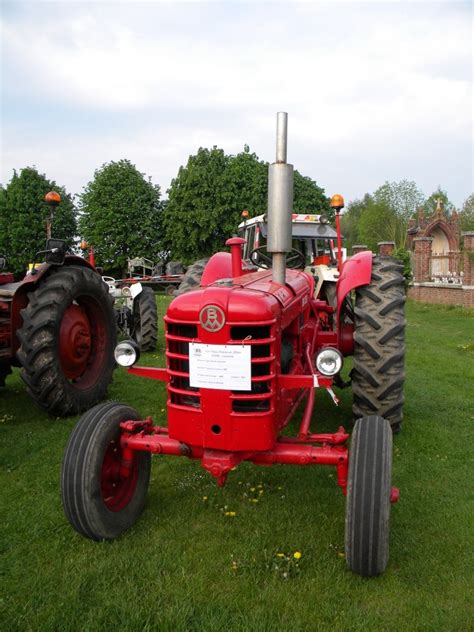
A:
238;212;346;304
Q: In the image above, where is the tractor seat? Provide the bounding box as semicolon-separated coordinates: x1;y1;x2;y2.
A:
0;282;19;298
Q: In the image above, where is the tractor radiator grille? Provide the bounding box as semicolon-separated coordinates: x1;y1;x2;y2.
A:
165;321;276;414
166;322;200;408
229;325;275;413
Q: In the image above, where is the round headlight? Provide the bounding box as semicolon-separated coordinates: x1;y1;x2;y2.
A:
114;340;140;367
319;214;329;224
121;286;132;297
316;347;343;376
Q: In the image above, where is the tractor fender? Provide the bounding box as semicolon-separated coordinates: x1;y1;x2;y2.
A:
201;253;233;286
336;251;373;319
336;251;373;355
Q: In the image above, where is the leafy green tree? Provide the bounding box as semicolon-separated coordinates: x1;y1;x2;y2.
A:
293;171;331;219
78;160;162;273
374;180;425;221
161;147;232;263
162;145;329;263
424;187;455;216
459;193;474;232
357;198;401;251
0;167;76;275
341;194;372;251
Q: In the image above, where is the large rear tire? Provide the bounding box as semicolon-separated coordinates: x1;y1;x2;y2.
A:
61;401;151;541
132;286;157;352
17;265;116;416
352;256;406;432
174;258;209;296
345;415;393;577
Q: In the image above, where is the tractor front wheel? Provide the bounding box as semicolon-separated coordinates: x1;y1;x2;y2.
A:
352;256;406;432
61;401;151;541
17;265;116;416
132;286;158;351
345;415;393;577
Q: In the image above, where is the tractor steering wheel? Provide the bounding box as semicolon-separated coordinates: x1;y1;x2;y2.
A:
250;246;306;270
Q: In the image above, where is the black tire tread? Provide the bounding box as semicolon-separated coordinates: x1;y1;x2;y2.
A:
133;287;158;352
345;415;392;576
352;256;406;430
16;265;116;416
174;258;210;296
61;401;151;540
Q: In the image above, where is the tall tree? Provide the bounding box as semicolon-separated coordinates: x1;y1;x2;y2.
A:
0;167;76;275
459;193;474;231
162;145;329;263
78;159;162;272
374;180;425;221
357;198;400;251
424;186;455;216
293;171;331;219
341;194;372;251
161;147;232;263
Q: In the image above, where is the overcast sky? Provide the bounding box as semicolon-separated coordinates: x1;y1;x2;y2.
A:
1;0;472;208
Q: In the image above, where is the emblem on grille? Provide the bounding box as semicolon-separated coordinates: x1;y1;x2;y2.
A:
199;305;225;332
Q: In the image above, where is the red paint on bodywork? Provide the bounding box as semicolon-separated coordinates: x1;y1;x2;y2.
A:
200;252;233;286
336;251;373;320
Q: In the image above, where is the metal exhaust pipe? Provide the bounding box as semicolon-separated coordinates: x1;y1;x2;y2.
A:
267;112;294;285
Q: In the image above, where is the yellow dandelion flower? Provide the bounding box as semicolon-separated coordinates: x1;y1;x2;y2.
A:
276;553;285;558
225;511;237;517
293;551;302;560
202;496;208;501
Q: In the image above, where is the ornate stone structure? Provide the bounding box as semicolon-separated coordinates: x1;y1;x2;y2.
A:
407;200;461;277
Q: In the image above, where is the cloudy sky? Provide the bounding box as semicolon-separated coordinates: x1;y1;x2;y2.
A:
1;0;472;207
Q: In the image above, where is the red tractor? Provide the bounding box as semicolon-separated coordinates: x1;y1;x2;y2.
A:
61;114;405;576
0;192;116;416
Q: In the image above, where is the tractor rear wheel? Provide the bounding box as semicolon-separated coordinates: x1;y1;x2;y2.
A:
61;401;151;540
345;415;393;577
17;265;116;416
132;286;157;352
352;256;406;432
174;258;209;296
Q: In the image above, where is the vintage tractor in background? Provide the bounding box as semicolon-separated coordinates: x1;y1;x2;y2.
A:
0;192;116;416
80;244;158;353
61;114;405;577
102;276;158;352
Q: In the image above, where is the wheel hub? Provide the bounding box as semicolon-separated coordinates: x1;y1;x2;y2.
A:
59;304;92;379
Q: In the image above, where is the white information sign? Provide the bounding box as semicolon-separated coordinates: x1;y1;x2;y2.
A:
189;343;252;391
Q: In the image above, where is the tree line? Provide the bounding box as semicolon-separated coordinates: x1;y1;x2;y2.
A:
341;181;474;253
1;149;473;276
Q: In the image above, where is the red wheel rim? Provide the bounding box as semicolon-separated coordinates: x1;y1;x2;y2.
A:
58;295;109;388
101;439;139;512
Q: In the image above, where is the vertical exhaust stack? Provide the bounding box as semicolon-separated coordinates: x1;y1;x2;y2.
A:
267;112;294;285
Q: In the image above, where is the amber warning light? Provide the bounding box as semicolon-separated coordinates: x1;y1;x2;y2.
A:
241;210;249;218
45;191;61;206
330;194;345;211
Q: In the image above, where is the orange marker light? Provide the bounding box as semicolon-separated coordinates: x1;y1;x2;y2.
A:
241;210;249;218
330;194;345;210
80;240;89;250
45;191;61;205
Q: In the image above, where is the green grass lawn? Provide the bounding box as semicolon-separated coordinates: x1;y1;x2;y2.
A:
1;297;473;631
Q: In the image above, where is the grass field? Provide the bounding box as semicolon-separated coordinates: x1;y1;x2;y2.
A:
1;297;473;631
